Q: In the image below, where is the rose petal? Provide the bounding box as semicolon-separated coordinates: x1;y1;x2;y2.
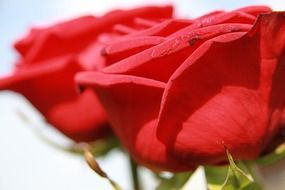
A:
103;23;251;82
157;12;285;165
77;72;195;171
0;57;109;141
235;5;271;16
15;6;173;64
48;89;110;142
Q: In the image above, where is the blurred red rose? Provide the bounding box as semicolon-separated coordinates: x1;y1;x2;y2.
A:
77;6;285;171
0;6;173;142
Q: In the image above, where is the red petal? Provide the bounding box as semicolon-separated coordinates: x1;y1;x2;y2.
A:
235;5;271;16
157;12;285;165
103;23;251;82
102;36;165;65
14;6;173;64
77;72;195;171
48;89;110;142
0;57;109;142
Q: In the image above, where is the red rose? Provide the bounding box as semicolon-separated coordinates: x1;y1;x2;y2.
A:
77;6;285;171
0;6;173;142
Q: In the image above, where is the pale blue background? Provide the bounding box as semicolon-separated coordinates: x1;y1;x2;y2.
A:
0;1;284;190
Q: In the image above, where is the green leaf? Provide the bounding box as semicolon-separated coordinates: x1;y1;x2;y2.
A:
226;149;254;185
88;137;121;157
205;165;228;184
205;165;228;190
256;143;285;166
49;136;120;157
155;172;193;190
206;150;262;190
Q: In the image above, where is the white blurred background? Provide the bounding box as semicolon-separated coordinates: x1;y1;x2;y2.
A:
1;1;285;190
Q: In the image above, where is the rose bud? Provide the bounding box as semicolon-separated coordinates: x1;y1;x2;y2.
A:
77;6;285;171
0;6;173;142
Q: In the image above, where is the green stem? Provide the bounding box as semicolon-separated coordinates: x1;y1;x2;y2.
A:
129;157;141;190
